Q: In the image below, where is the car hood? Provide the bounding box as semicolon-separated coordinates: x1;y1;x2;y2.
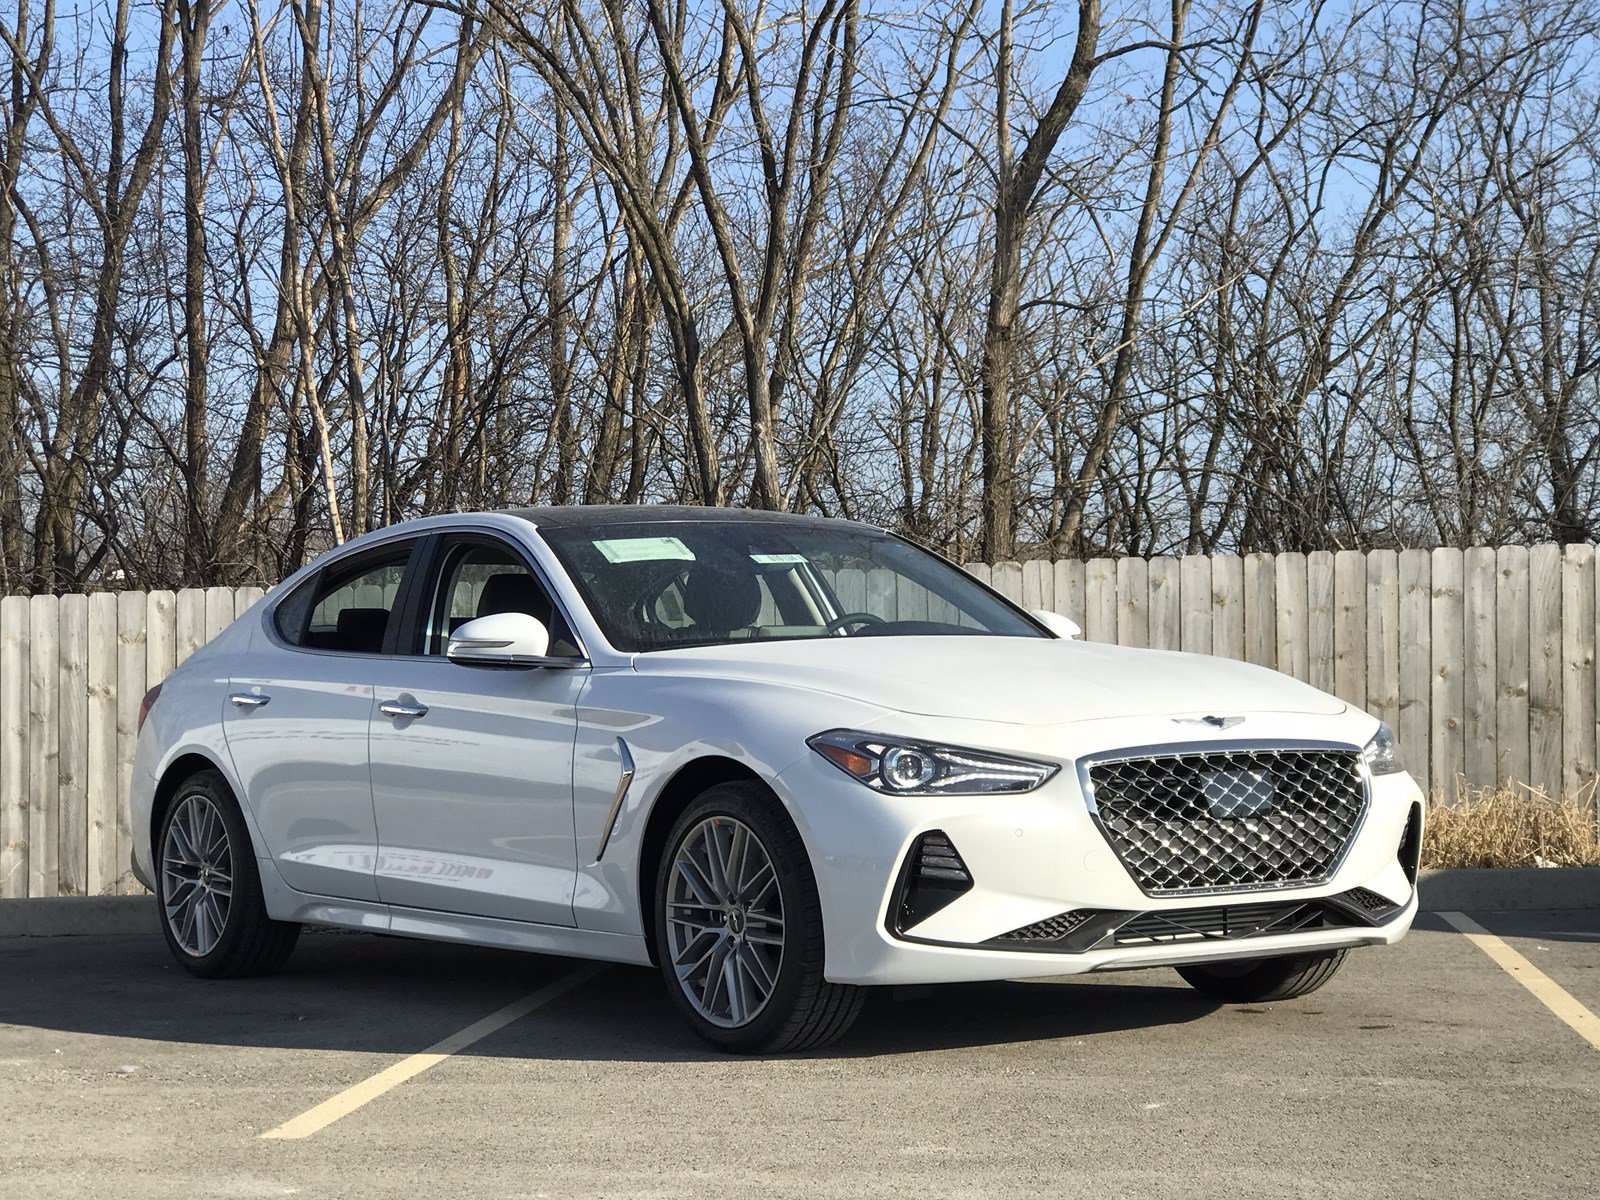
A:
634;636;1346;726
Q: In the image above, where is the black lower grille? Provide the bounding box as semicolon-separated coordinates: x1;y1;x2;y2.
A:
1341;887;1398;915
998;910;1096;942
1111;900;1332;946
1086;745;1368;894
969;888;1401;954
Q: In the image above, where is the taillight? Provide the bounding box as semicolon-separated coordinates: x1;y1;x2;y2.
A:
136;684;163;734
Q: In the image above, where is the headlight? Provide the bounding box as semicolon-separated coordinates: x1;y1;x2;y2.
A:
1363;722;1405;776
808;730;1058;795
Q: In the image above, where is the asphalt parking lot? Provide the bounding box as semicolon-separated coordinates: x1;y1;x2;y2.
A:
1;911;1596;1199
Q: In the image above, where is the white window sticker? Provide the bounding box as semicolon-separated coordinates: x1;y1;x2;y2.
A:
750;552;808;565
594;536;697;564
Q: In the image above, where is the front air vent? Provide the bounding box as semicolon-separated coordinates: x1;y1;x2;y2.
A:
1341;887;1399;915
998;910;1096;942
891;831;973;933
1398;802;1423;885
1111;901;1332;946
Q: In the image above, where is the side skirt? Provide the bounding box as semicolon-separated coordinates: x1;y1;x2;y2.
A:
258;857;651;967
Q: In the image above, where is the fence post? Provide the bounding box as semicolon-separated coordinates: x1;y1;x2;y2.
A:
58;594;89;895
1562;545;1597;799
1;595;29;898
27;593;60;897
87;593;119;895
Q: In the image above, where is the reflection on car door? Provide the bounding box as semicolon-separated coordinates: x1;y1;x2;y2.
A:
366;536;585;926
224;541;419;902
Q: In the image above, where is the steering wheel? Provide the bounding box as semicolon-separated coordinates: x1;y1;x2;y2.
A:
823;612;886;635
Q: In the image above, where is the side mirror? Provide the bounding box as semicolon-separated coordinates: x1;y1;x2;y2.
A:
447;612;569;668
1030;609;1082;640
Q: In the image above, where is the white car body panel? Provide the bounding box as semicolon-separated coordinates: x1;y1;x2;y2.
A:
366;653;585;925
130;510;1423;990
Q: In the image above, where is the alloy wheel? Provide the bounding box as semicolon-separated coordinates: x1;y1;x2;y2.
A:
665;816;786;1028
161;793;233;957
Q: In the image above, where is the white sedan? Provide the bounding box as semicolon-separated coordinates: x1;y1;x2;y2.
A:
131;507;1423;1052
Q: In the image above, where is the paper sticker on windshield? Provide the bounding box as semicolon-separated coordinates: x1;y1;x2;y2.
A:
750;552;808;564
594;536;696;564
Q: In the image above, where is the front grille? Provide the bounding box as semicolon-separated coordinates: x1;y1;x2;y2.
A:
1085;745;1367;895
1111;900;1336;946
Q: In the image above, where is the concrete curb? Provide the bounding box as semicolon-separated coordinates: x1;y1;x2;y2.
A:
0;870;1595;936
1418;867;1600;912
0;896;156;937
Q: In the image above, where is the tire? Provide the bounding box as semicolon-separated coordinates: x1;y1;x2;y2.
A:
653;781;863;1054
156;768;300;979
1176;948;1349;1003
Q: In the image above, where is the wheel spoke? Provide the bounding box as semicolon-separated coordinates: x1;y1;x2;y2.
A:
673;857;720;908
702;823;733;901
738;942;776;995
726;823;751;898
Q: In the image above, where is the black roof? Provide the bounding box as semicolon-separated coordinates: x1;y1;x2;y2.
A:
499;504;883;532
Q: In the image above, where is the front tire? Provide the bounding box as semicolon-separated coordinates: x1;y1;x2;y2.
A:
654;781;863;1054
156;769;300;978
1176;948;1349;1003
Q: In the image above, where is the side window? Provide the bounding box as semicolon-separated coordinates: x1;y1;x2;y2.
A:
279;543;415;654
425;541;579;657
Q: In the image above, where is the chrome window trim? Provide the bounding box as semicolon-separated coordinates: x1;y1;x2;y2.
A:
1074;738;1373;899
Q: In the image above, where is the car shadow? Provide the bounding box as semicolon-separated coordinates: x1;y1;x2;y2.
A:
0;929;1219;1063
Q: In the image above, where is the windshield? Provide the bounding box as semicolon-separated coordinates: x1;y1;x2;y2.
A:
538;519;1044;653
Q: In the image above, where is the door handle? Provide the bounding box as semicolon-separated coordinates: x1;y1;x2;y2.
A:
379;699;429;720
228;692;271;710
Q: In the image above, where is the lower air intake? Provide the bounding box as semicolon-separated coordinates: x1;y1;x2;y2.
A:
893;831;973;933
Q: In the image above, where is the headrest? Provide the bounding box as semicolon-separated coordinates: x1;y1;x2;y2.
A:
680;563;762;634
476;572;551;625
335;607;389;654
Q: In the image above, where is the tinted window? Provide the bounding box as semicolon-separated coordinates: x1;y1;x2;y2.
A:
277;542;415;654
538;520;1042;653
424;540;581;657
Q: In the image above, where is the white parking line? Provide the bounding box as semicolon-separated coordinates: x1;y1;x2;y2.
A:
260;963;606;1140
1441;911;1600;1053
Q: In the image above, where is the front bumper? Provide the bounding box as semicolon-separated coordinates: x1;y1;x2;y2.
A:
774;717;1424;987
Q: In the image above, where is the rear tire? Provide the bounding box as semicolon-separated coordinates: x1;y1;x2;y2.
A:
1177;948;1348;1003
654;781;863;1054
156;769;299;978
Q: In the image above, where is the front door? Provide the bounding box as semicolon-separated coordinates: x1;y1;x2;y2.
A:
367;536;586;926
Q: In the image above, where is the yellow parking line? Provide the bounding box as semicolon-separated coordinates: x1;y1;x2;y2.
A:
261;963;606;1140
1441;911;1600;1053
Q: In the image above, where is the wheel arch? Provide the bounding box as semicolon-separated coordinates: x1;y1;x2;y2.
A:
151;752;234;858
636;754;772;966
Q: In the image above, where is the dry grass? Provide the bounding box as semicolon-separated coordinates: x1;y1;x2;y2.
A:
1423;781;1600;869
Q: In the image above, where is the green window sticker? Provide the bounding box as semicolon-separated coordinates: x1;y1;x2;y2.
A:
593;536;697;564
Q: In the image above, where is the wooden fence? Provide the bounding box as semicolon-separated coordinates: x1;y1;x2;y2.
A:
2;545;1598;899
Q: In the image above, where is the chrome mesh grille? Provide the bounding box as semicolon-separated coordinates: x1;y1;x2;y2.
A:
1086;746;1366;895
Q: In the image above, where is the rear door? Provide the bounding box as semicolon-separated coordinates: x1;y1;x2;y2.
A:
223;539;421;902
367;532;587;926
